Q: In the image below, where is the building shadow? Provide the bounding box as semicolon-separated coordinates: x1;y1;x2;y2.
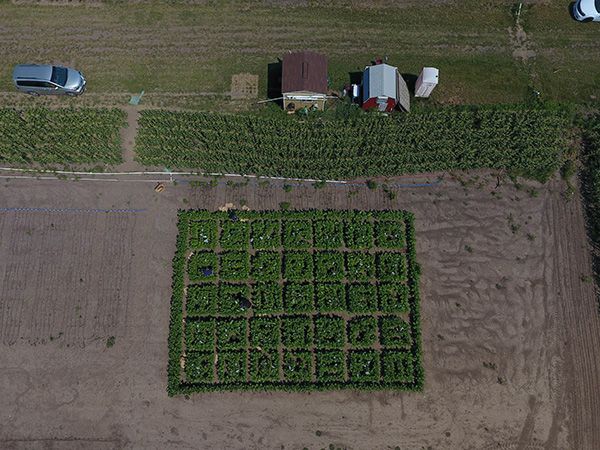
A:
401;73;418;96
267;60;282;103
348;71;363;85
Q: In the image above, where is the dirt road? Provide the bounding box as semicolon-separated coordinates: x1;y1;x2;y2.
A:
0;172;598;449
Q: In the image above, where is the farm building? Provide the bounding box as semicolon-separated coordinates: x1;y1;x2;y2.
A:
281;51;328;112
362;63;410;112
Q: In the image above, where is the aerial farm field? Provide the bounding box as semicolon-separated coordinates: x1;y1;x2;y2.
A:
0;0;599;449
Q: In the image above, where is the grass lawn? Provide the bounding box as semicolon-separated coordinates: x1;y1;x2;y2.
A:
0;0;597;107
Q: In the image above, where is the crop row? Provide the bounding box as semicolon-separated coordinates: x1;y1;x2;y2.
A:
188;251;407;283
189;217;405;251
0;107;126;165
185;349;414;386
137;106;569;181
187;281;409;316
185;313;411;352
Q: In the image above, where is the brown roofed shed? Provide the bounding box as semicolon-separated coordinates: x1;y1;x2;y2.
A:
282;51;328;94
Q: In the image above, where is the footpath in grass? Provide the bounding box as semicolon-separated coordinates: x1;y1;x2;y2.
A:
0;107;125;165
167;210;423;394
136;105;570;181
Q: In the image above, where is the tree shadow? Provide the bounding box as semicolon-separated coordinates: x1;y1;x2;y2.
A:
267;60;282;104
401;73;418;96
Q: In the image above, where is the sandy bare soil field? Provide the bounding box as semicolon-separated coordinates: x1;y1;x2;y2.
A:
0;172;598;449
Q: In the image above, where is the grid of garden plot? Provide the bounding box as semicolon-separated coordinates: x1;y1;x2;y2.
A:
168;210;423;393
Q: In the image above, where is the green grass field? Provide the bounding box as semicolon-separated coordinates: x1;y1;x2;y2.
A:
0;1;598;108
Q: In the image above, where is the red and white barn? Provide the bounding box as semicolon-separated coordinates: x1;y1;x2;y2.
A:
361;63;410;112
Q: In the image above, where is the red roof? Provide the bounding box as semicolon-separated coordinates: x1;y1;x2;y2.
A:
282;51;328;94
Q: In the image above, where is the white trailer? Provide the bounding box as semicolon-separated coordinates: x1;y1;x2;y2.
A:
415;67;439;98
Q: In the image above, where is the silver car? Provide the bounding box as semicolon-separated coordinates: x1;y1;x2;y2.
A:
12;64;86;96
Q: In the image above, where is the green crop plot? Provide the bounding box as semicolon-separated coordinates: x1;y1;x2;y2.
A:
167;210;423;395
136;106;569;181
0;107;125;165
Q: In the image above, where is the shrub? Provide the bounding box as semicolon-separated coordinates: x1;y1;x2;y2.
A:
251;219;281;249
314;315;345;349
249;317;281;349
251;251;281;281
251;282;283;314
217;351;246;383
347;316;378;348
281;315;313;349
379;316;411;348
216;318;247;350
188;252;217;282
186;284;217;316
315;283;346;312
347;283;378;313
315;350;346;382
345;252;375;281
348;350;380;382
283;251;314;281
284;283;314;313
314;251;345;281
219;220;249;250
185;319;215;351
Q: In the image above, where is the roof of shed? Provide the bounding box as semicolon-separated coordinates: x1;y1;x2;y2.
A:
362;63;410;112
282;51;328;94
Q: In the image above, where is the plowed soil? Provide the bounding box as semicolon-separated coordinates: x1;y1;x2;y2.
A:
0;172;598;449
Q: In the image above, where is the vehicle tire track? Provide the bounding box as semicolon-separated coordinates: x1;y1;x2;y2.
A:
549;185;600;449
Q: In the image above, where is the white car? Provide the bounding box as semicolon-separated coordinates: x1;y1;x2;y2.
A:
573;0;600;22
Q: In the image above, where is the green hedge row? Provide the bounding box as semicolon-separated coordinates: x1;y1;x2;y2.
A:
136;106;570;181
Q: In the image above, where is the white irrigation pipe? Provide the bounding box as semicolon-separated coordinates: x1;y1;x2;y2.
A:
0;167;350;185
516;2;523;24
0;175;173;183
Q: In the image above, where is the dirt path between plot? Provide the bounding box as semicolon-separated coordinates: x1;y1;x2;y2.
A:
117;106;142;172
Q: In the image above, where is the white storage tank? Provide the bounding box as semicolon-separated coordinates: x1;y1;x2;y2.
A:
415;67;439;98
